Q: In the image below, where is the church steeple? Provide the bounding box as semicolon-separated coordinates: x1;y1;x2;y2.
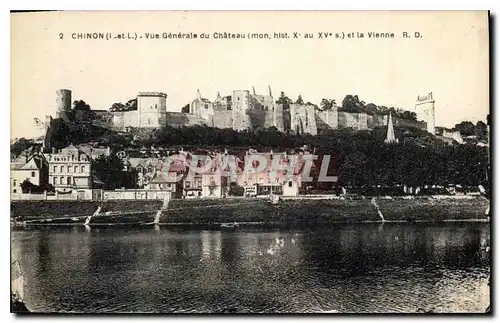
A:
385;113;398;144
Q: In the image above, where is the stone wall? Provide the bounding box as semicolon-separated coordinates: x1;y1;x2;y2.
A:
166;112;206;128
273;104;285;132
211;110;233;129
248;107;267;129
315;109;339;132
231;90;252;130
338;112;368;130
289;104;318;135
111;111;138;129
103;189;171;200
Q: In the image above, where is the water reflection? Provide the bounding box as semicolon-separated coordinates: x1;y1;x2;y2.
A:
11;223;490;313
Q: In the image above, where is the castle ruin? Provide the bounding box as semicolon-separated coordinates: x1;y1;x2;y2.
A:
54;88;432;135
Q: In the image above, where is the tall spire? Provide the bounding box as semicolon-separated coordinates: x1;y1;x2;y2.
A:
197;89;202;101
268;85;272;97
252;86;256;95
385;113;398;144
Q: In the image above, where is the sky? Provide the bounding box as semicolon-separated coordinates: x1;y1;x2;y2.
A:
10;11;489;139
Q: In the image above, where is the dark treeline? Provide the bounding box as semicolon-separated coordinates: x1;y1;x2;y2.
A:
134;125;488;191
276;92;418;120
12;120;489;192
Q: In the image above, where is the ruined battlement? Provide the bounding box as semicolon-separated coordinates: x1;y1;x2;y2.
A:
416;92;434;103
137;92;168;98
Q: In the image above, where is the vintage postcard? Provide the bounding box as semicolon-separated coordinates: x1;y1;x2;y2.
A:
10;11;490;314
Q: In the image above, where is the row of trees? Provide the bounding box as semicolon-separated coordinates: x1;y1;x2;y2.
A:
274;92;418;120
127;124;487;190
109;99;138;112
92;154;138;190
454;121;488;141
340;95;417;120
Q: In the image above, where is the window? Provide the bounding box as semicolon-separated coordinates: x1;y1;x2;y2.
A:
185;181;191;188
205;104;209;109
31;171;35;177
74;166;78;173
67;166;71;173
53;166;57;173
60;166;64;173
60;176;65;184
155;104;158;109
13;189;17;193
67;177;72;186
81;166;85;173
54;177;58;185
13;180;17;187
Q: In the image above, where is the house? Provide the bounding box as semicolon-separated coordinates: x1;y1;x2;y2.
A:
10;155;48;194
145;171;182;198
202;173;229;198
183;173;203;198
45;144;92;192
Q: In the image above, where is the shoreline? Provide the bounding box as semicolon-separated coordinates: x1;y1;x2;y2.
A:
14;218;490;230
11;195;490;228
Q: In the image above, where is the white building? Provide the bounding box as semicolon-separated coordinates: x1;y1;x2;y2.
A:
10;155;48;194
45;144;92;192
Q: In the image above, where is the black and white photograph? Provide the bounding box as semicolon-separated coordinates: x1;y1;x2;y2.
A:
9;10;491;314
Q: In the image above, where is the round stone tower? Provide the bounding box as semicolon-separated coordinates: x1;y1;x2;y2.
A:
56;89;72;119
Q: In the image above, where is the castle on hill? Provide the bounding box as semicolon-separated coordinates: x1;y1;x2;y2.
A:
50;87;434;136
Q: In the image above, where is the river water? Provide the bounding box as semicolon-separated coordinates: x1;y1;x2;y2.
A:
11;223;490;313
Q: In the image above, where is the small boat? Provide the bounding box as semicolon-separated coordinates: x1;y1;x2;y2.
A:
220;222;239;230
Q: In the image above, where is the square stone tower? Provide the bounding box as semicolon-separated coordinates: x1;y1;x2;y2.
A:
415;92;435;134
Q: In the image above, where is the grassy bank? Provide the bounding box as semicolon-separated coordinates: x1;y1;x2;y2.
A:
12;196;489;227
376;197;489;221
11;200;162;222
163;196;489;226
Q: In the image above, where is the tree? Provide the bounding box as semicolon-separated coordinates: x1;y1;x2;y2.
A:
20;179;34;194
92;154;130;190
10;138;35;159
110;103;125;112
181;104;190;113
319;98;336;111
228;183;244;196
454;121;476;137
295;95;304;105
276;91;292;105
72;100;98;122
475;121;488;141
73;100;91;111
340;95;365;113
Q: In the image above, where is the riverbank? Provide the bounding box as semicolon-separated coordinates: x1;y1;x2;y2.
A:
11;196;490;228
